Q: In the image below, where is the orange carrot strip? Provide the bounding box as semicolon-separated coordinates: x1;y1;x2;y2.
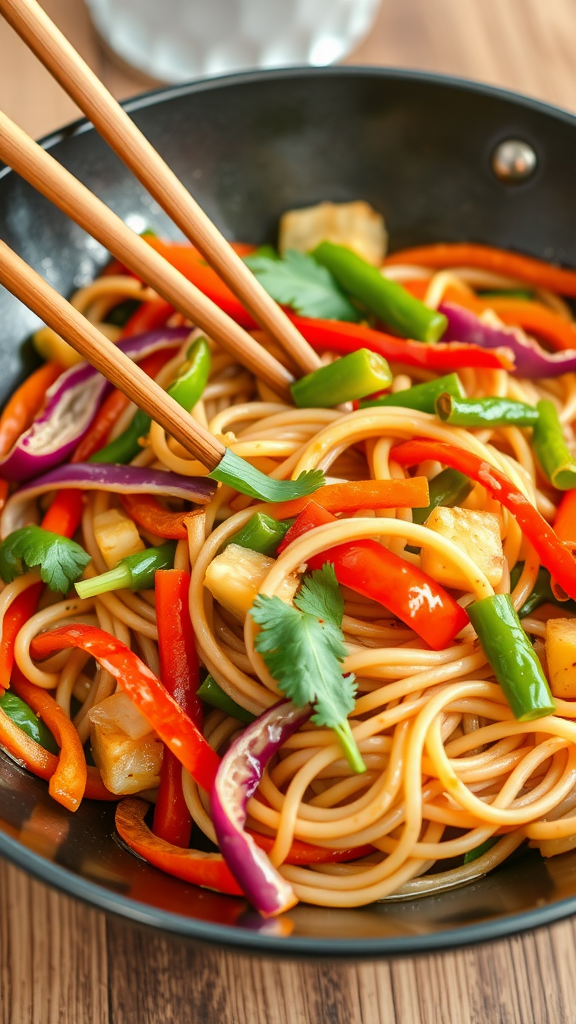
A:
71;389;130;462
11;670;87;812
118;493;203;540
243;476;430;522
554;491;576;546
385;243;576;297
0;361;62;456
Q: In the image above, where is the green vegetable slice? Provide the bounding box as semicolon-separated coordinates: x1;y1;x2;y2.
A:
0;525;90;593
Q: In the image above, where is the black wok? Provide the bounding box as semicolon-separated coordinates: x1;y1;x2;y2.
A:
0;67;575;956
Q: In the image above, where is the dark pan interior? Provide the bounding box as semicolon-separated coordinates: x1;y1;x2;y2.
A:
1;67;576;956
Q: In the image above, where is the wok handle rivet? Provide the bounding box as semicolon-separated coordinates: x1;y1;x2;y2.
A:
492;139;537;182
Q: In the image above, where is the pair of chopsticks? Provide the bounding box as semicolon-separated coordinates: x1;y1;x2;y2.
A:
0;0;323;474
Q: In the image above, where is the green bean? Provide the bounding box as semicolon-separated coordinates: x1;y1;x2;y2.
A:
435;394;538;427
291;349;392;408
533;400;576;489
360;373;464;413
223;513;291;556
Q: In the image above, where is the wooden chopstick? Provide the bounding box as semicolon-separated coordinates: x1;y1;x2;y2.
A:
0;108;294;403
0;0;322;378
0;239;226;472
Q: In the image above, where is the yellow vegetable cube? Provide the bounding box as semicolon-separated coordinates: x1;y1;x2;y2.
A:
93;508;145;569
204;544;299;621
545;618;576;698
279;201;387;265
89;717;163;795
421;506;504;591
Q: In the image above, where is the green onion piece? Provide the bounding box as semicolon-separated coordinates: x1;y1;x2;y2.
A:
533;399;576;490
89;407;150;465
223;513;292;556
166;336;211;411
0;691;58;753
75;541;176;599
312;241;448;343
291;348;392;408
463;837;498;864
467;594;555;721
209;448;324;502
333;720;366;774
510;563;576;618
478;289;534;300
435;394;539;427
197;675;256;724
411;468;474;526
360;372;464;413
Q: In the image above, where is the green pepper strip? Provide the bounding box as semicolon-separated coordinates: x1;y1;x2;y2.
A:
435;394;539;427
510;563;576;618
411;468;474;526
290;348;392;408
0;691;58;753
312;241;448;343
467;594;555;721
90;337;211;465
75;541;176;599
223;513;292;557
360;372;464;413
533;399;576;490
196;675;256;724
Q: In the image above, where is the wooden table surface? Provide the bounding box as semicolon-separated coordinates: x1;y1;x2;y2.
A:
2;1;576;1021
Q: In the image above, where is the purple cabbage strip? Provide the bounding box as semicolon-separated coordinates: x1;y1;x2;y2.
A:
0;462;215;539
212;700;312;917
439;302;576;378
0;329;191;482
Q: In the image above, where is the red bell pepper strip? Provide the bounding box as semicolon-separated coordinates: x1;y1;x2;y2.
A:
40;489;84;537
0;479;8;514
392;440;576;601
281;501;469;649
153;570;203;847
118;493;202;540
247;830;375;864
0;584;42;690
553;490;576;546
120;298;175;338
30;625;220;793
251;477;430;523
0;695;116;801
116;797;243;895
292;317;515;373
385;242;576;297
0;489;85;690
10;668;87;811
71;389;130;462
0;361;62;457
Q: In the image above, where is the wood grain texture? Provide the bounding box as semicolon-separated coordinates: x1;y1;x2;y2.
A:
2;0;576;1021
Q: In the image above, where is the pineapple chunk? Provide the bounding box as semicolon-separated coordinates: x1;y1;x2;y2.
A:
545;618;576;698
89;693;162;795
279;200;387;266
93;508;145;569
88;691;153;740
421;507;504;590
204;544;299;621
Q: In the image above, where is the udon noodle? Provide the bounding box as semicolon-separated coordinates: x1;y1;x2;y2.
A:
2;223;576;912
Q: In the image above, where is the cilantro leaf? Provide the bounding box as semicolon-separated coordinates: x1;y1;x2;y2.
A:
294;562;344;627
0;525;91;593
251;566;365;773
244;248;362;322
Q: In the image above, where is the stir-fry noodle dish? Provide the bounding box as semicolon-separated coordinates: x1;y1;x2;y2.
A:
3;200;576;916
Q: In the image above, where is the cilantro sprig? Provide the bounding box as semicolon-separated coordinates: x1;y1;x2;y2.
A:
244;248;362;322
251;564;365;773
0;525;91;593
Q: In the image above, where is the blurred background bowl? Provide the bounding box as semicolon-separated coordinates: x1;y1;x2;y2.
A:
1;66;576;955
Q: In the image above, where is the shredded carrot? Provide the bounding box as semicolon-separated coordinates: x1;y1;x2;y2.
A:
0;361;62;456
245;477;430;522
385;242;576;297
118;493;203;540
554;491;576;546
71;390;130;462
